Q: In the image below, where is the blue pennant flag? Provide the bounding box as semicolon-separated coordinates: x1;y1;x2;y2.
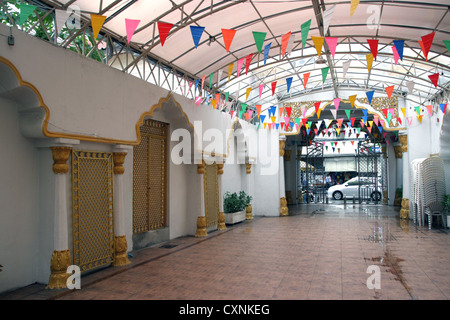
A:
275;123;280;130
393;40;404;61
269;106;277;117
366;91;375;104
306;128;311;135
363;115;368;124
440;103;447;113
378;126;383;133
195;79;199;95
290;122;295;130
264;42;272;65
286;77;293;93
260;114;266;123
190;26;205;48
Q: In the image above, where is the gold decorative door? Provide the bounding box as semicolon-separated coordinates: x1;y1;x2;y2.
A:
204;163;219;228
133;119;168;233
72;151;114;273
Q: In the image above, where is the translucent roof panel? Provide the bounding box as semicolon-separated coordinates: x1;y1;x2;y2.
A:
42;0;450;108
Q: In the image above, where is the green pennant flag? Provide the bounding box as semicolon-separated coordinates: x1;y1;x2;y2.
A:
301;19;312;49
387;113;392;124
414;106;421;115
239;110;244;119
345;109;351;119
252;31;267;54
20;4;37;26
209;72;214;89
357;128;361;134
241;103;247;111
321;67;330;83
444;40;450;53
257;122;261;130
224;92;229;102
307;121;312;128
295;118;301;125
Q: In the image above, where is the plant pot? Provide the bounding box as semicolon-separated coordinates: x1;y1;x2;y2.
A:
224;210;246;225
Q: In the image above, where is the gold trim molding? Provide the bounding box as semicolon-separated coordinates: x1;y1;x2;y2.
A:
46;249;71;289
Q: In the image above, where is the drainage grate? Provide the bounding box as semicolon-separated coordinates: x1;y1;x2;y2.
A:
159;243;178;249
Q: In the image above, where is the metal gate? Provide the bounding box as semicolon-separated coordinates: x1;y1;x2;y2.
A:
204;163;219;228
298;142;325;203
133;119;168;233
357;141;387;204
72;150;114;273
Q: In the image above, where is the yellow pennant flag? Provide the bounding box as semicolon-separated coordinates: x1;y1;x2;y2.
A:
417;115;423;123
246;87;252;100
90;14;107;39
336;128;341;136
317;109;322;118
228;63;234;82
311;36;324;58
350;0;360;17
401;107;406;117
270;116;276;124
368;120;373;127
349;95;357;107
366;53;374;72
210;99;217;109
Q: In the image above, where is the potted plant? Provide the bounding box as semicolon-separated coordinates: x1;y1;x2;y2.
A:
443;195;450;228
223;191;252;224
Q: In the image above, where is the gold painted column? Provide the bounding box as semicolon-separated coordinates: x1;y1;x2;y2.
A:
112;151;131;267
399;134;410;219
245;163;254;220
393;145;403;207
279;139;288;216
47;146;72;289
217;163;226;230
196;161;208;237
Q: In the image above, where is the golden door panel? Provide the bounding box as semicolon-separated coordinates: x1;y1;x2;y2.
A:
133;119;167;233
204;163;219;228
72;151;114;273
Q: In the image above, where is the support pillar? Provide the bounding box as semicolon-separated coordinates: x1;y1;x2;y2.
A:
279;139;288;216
245;163;254;220
399;134;410;219
112;150;131;267
196;161;207;237
393;145;403;206
47;146;72;289
217;163;226;230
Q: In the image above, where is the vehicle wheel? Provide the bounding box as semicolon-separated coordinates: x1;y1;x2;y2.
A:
333;191;343;200
371;191;382;201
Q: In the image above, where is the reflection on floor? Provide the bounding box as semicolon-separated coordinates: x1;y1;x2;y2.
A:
1;204;449;300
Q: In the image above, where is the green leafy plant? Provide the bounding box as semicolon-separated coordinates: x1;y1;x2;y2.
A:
223;191;252;213
443;195;450;216
395;187;403;199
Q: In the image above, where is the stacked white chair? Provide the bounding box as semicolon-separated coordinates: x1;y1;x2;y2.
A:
422;156;446;229
410;158;426;226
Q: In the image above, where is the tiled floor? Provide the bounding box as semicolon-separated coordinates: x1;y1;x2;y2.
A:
1;203;449;300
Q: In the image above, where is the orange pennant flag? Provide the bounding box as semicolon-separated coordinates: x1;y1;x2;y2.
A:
90;14;107;39
385;85;394;100
255;105;262;118
281;31;291;58
311;36;325;58
417;115;423;123
222;29;237;53
303;72;310;89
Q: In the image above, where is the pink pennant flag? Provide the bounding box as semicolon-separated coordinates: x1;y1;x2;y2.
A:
201;75;206;90
284;117;290;126
407;117;413;125
195;97;202;106
248;110;253;119
325;37;338;58
380;119;385;127
373;115;379;126
259;84;264;99
237;57;245;78
125;19;141;43
392;46;400;65
333;98;341;110
426;105;433;116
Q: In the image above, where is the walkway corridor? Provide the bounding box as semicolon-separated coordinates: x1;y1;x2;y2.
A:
2;204;449;300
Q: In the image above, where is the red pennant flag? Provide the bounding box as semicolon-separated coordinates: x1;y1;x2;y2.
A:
429;73;439;88
286;107;292;118
314;101;321;113
157;22;173;46
421;32;435;61
382;109;388;118
385;85;394;100
271;81;277;95
302;118;308;126
303;72;310;89
367;39;379;61
350;117;355;126
397;117;402;125
230;110;235;119
245;53;253;75
221;29;237;52
281;31;291;57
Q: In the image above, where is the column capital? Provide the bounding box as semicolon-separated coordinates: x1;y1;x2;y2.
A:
50;146;72;174
197;161;205;174
246;163;251;174
279;140;286;157
399;134;408;153
113;152;127;175
217;163;224;175
393;145;403;159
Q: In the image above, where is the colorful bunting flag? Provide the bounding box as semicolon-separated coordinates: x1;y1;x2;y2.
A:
385;85;394;100
264;42;272;65
321;67;330;83
401;107;406;117
366;53;374;72
253;31;267;54
91;14;107;39
190;25;205;48
286;77;293;93
367;39;379;61
444;40;450;54
246;87;252;100
345;109;351;119
228;63;234;82
271;81;277;95
325;37;338;58
19;4;37;26
426;105;433;116
245;53;253;75
55;9;73;35
392;46;400;65
342;60;351;79
406;81;415;94
429;73;439;88
421;32;435;60
366;91;375;104
301;20;312;49
350;0;360;17
157;21;173;46
303;72;310;89
312;36;325;58
259;84;264;99
281;32;291;58
440;103;448;114
237;57;245;78
256;105;262;118
222;29;237;52
322;4;336;35
333;98;341;110
349;94;357;107
393;40;404;61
